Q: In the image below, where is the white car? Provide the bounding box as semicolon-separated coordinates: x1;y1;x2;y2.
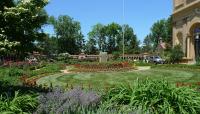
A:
26;57;38;63
149;56;165;64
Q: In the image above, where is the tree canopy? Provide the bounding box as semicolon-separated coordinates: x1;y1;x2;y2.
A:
86;23;139;54
0;0;48;58
49;15;84;54
145;17;172;52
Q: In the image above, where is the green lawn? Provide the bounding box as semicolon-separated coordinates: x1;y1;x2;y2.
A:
37;66;200;89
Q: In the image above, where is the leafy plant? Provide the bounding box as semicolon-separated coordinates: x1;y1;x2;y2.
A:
8;68;23;77
103;79;200;114
0;91;38;114
112;51;121;60
169;45;184;64
196;57;200;66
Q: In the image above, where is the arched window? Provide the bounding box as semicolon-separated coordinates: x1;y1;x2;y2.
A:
194;27;200;59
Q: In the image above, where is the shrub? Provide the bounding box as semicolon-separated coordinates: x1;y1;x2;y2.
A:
0;91;38;114
196;57;200;66
65;59;80;65
8;68;23;77
169;45;184;64
35;87;101;114
103;79;200;114
112;51;121;60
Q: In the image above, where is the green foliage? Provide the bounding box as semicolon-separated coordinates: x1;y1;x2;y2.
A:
169;45;184;64
196;57;200;66
86;23;140;54
103;79;200;114
142;34;153;53
0;0;48;58
8;68;23;77
27;63;63;77
152;64;200;72
49;15;84;54
134;60;153;66
36;35;58;56
0;38;19;54
0;67;21;85
148;16;172;51
54;53;69;61
85;37;98;54
112;51;121;60
65;59;81;65
87;23;106;52
0;91;38;114
123;25;140;54
105;23;121;53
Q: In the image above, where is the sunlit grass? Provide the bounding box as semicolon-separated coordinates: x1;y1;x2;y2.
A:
37;67;200;89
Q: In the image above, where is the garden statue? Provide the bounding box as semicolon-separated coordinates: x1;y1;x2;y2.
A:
99;52;108;63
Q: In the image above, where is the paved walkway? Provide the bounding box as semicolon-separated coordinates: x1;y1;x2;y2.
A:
60;69;70;74
137;66;151;71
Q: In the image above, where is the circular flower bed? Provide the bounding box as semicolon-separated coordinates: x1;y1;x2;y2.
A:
73;62;135;72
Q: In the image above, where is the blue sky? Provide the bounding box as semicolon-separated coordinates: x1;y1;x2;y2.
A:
44;0;172;42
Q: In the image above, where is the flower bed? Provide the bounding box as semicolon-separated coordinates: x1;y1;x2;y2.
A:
2;61;38;67
73;62;135;72
176;82;200;87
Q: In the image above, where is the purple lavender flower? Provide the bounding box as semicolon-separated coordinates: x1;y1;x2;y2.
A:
35;87;101;114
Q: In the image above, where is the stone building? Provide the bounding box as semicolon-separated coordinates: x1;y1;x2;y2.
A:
173;0;200;63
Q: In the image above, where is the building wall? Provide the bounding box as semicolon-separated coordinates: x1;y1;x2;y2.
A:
172;0;200;63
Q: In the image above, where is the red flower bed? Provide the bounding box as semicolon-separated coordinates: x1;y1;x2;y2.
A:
176;82;200;87
73;62;134;72
2;60;39;68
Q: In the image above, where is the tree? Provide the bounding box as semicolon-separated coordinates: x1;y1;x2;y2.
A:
122;25;139;54
49;15;84;54
166;16;173;44
36;35;58;56
85;37;98;54
142;34;153;53
86;23;140;54
0;33;19;55
150;17;172;50
88;23;106;52
0;0;49;59
105;23;121;53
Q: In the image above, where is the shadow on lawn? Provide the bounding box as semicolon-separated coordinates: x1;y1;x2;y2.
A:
0;81;49;97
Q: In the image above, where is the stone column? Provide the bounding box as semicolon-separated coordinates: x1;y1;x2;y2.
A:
183;23;187;57
187;37;190;58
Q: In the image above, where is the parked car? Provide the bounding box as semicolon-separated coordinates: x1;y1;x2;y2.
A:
148;56;165;64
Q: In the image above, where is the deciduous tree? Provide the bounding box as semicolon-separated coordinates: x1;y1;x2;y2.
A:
150;17;172;50
0;0;49;59
49;15;84;54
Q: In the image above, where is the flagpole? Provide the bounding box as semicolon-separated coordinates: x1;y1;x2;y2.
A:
122;0;125;60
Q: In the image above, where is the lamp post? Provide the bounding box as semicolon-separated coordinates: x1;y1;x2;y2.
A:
195;33;200;59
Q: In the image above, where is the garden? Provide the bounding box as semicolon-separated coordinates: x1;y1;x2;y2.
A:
1;0;200;114
1;59;200;114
